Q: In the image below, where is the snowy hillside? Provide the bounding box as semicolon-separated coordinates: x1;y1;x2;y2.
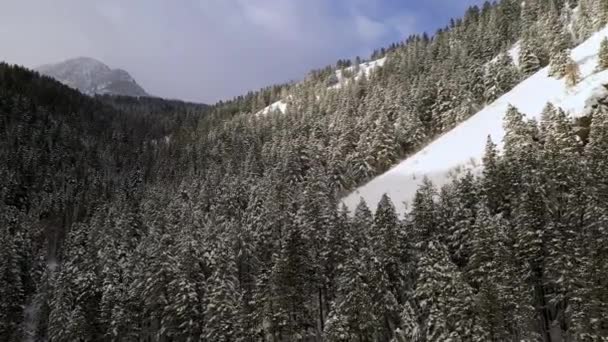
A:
344;26;608;216
331;57;387;89
255;57;386;116
256;99;288;116
36;57;148;97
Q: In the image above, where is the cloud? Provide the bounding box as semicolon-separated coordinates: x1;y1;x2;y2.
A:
0;0;482;103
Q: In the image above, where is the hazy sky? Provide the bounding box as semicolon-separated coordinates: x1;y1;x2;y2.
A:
0;0;484;103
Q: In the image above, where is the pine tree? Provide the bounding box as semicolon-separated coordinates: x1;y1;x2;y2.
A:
413;241;488;342
574;103;608;340
591;0;608;30
134;227;178;339
410;178;438;248
203;244;244;342
165;224;207;341
540;105;587;341
549;49;571;79
519;39;542;76
48;223;98;341
484;53;520;103
573;0;595;42
271;221;314;340
370;114;398;172
467;203;536;340
442;172;478;268
481;136;506;214
353;199;373;240
0;225;25;341
372;195;407;303
323;247;380;342
597;37;608;72
395;110;426;153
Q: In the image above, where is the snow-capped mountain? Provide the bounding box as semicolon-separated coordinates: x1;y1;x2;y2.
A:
343;26;608;216
36;57;148;97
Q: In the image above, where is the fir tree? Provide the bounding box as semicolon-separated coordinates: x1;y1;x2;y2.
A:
597;37;608;72
549;49;571;79
203;244;245;342
519;40;542;76
0;225;25;341
484;53;520;103
413;241;488;342
574;103;608;340
372;195;408;303
410;178;438;248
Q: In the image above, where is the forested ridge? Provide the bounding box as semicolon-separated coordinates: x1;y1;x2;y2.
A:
2;0;608;341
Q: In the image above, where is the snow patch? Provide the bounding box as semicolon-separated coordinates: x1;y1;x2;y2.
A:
255;57;387;116
331;57;387;89
509;41;521;67
255;100;288;116
343;26;608;216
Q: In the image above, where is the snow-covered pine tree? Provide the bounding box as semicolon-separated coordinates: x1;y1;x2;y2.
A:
442;171;478;268
597;37;608;72
48;223;98;341
271;220;314;340
165;223;208;341
481;135;508;214
0;224;25;340
574;102;608;340
323;245;379;342
573;0;595;42
372;195;407;303
395;109;426;153
549;49;570;78
203;241;245;342
352;126;375;183
484;53;520;103
370;114;398;173
409;178;439;248
353;198;373;241
519;39;542;76
540;105;586;341
413;241;488;342
465;204;517;341
591;0;608;30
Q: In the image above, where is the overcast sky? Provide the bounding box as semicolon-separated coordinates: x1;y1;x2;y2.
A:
0;0;484;103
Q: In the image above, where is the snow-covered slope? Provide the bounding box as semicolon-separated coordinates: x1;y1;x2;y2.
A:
331;57;387;89
256;100;288;116
255;57;387;116
36;57;148;97
343;26;608;216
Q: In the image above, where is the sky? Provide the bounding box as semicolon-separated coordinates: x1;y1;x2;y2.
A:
0;0;485;104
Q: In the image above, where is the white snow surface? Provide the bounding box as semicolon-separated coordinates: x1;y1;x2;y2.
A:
343;26;608;216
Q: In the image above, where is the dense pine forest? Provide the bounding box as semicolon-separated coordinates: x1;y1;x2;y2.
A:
2;0;608;341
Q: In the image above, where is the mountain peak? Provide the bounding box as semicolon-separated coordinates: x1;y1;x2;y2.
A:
36;57;148;97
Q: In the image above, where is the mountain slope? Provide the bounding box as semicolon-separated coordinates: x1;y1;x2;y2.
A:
36;57;148;97
344;26;608;215
255;57;386;116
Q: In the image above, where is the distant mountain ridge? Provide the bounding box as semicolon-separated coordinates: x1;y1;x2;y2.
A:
36;57;148;97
